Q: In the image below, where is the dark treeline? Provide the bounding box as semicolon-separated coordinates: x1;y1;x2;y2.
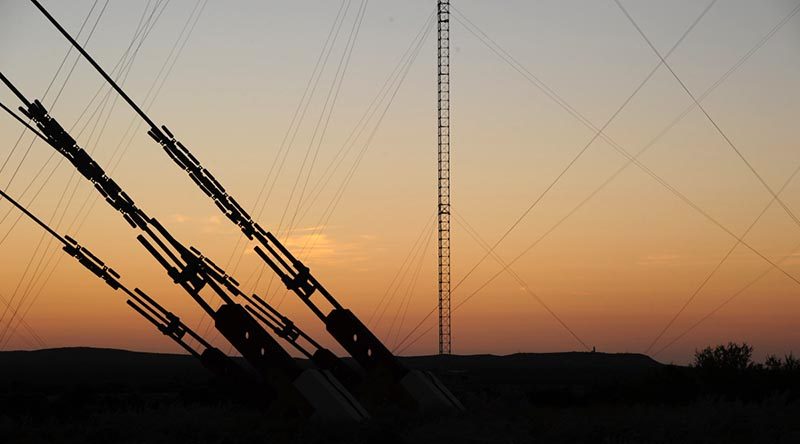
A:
685;342;800;402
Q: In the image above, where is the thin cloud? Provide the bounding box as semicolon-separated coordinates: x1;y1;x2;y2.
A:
170;213;189;223
283;231;371;267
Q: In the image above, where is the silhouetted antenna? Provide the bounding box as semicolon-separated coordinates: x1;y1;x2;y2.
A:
436;0;452;356
0;185;252;384
0;73;368;421
24;0;463;412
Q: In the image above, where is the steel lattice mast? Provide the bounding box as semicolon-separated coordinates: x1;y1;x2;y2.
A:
437;0;451;355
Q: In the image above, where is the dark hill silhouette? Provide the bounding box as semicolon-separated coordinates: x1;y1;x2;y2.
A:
406;351;660;373
0;347;662;390
0;347;208;389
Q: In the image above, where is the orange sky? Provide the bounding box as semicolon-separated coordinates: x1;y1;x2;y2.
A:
0;0;799;364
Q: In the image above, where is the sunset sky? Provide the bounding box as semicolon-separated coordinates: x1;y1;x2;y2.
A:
0;0;798;364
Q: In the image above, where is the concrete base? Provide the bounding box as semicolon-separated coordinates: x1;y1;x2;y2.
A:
400;369;465;412
293;369;370;422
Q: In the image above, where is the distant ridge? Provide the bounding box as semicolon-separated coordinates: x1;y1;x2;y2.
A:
0;347;665;389
0;347;206;388
403;351;663;386
404;351;662;369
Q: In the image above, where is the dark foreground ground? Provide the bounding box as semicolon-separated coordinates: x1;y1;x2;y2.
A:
0;348;797;443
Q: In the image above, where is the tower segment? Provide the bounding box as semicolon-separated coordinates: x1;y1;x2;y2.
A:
437;0;451;355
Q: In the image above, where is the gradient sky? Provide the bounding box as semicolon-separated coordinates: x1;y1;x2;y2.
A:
0;0;798;364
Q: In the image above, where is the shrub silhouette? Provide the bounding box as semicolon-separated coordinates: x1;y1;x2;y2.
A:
692;342;754;372
690;343;800;400
764;353;800;373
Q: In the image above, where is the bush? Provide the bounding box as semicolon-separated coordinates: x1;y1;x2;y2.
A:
692;342;754;372
764;353;800;373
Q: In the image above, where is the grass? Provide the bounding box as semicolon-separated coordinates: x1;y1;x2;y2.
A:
1;392;798;443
